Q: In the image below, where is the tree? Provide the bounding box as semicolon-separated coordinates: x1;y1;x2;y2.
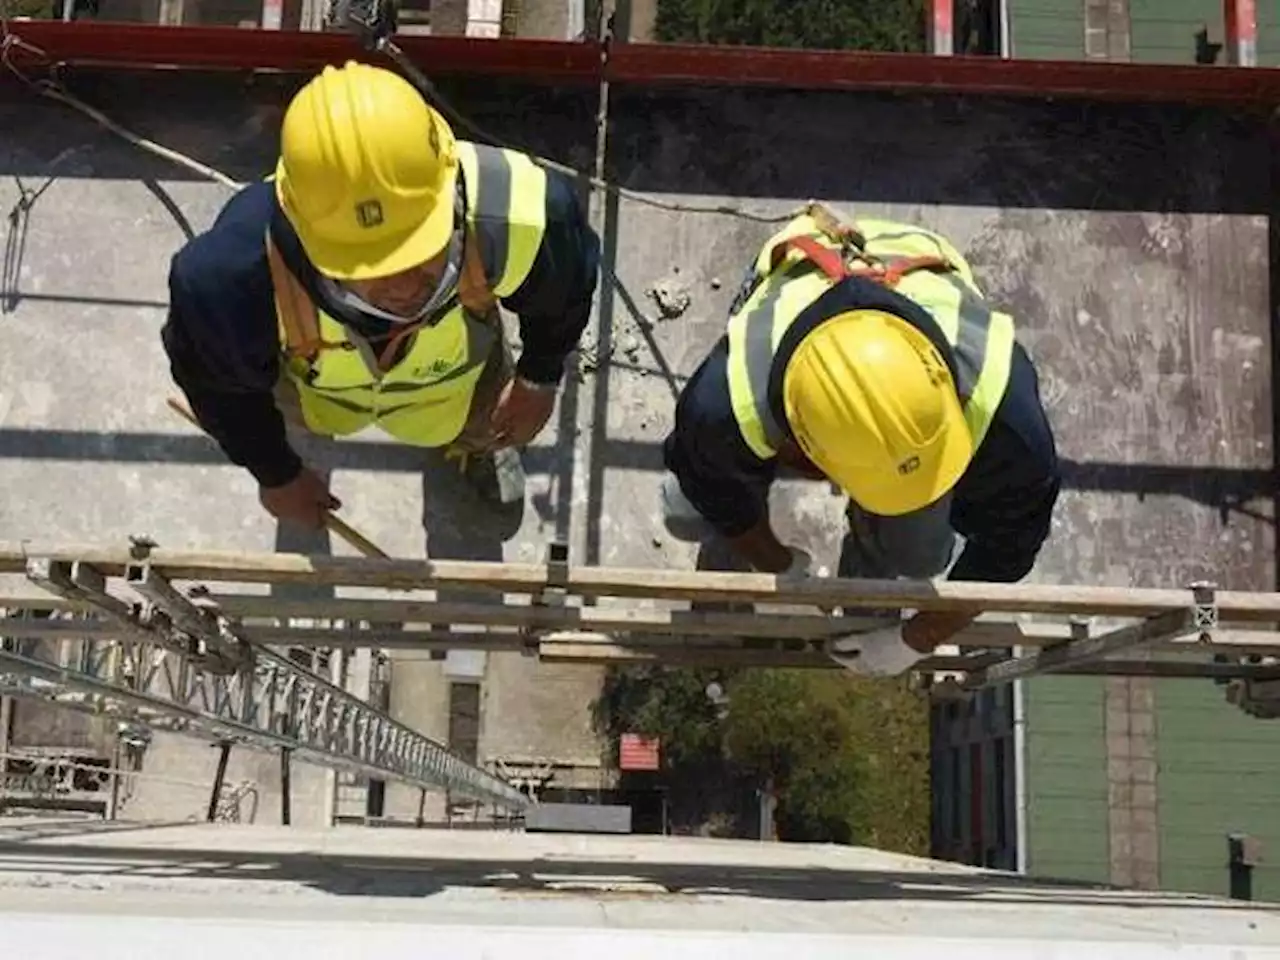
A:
592;663;931;851
593;664;730;769
654;0;927;54
721;670;866;843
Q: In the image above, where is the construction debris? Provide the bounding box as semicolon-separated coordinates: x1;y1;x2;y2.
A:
647;274;693;320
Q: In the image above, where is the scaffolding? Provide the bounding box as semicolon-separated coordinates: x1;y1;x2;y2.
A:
0;547;531;816
4;540;1280;756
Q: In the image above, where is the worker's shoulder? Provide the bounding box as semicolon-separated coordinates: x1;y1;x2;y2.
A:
460;139;587;223
677;340;736;423
169;180;275;300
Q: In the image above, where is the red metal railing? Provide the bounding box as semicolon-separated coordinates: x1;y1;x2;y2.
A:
5;20;1280;105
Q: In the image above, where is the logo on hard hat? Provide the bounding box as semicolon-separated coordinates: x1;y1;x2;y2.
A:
897;455;921;476
354;199;385;229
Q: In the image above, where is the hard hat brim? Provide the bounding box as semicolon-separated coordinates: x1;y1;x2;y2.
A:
281;161;460;283
836;401;972;518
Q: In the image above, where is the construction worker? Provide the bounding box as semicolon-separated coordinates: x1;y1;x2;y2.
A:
660;205;1061;677
161;61;600;527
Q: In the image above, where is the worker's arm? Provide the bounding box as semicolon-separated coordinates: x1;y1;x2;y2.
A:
661;344;791;572
904;342;1062;652
501;168;602;387
839;379;1060;673
160;184;303;489
898;474;1059;654
946;344;1061;587
483;167;600;446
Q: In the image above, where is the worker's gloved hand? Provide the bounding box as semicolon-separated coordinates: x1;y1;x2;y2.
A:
259;467;340;529
826;623;927;677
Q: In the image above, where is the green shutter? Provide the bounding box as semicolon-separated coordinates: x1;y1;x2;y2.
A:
1007;0;1086;60
1129;0;1223;64
1157;681;1280;898
1023;676;1111;883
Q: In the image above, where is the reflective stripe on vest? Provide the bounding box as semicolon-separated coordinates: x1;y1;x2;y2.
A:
278;141;548;447
727;214;1016;462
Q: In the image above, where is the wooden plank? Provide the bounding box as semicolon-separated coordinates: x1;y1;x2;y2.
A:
3;611;1275;673
2;543;1276;621
6;612;1280;660
537;641;1280;678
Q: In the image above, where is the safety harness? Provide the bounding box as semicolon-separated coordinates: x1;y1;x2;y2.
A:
265;226;499;373
771;202;955;290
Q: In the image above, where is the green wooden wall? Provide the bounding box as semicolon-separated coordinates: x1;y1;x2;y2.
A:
1008;0;1280;65
1259;2;1280;66
1023;675;1111;882
1007;0;1085;59
1021;676;1280;896
1156;682;1280;899
1128;0;1222;64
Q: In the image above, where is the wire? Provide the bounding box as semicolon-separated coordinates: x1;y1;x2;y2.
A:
0;7;798;225
1;11;246;189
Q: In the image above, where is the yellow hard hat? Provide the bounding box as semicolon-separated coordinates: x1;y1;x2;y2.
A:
274;61;459;281
783;310;973;517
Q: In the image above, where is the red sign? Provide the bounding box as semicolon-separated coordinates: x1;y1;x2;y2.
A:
619;734;661;771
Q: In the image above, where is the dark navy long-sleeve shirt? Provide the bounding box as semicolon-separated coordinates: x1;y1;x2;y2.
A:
662;277;1061;584
161;163;600;488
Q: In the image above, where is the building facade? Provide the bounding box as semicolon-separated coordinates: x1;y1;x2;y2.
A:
931;672;1280;899
1006;0;1280;65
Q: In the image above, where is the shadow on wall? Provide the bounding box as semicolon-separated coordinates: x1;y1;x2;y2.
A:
0;431;1270;523
603;88;1269;214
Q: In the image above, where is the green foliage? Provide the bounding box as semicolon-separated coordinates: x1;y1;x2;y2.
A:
593;663;930;852
653;0;927;53
594;665;728;770
722;670;866;843
4;0;54;17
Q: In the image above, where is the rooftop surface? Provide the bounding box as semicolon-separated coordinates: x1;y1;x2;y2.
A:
0;817;1278;952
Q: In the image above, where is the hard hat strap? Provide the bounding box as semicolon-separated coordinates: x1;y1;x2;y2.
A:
266;232;353;366
319;221;465;326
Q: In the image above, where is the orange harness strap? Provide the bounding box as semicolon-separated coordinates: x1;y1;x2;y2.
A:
456;225;498;318
265;233;350;364
770;203;954;289
266;224;500;372
770;233;953;290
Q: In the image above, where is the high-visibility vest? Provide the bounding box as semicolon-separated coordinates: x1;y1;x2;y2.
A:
265;141;548;448
725;206;1017;463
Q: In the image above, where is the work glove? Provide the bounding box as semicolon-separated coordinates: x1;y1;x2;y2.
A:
826;623;927;677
